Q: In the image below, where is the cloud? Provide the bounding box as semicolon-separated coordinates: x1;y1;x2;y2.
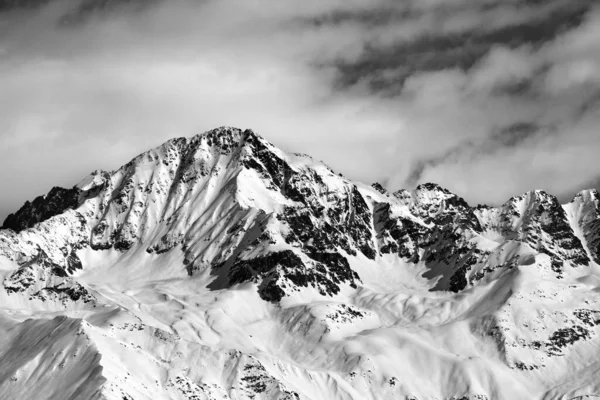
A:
403;121;545;187
379;3;600;205
0;0;599;221
0;0;404;220
331;0;593;89
468;46;538;94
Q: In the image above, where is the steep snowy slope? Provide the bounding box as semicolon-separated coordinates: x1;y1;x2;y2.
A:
1;127;600;400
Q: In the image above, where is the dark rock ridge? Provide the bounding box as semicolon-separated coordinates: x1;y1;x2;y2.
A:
376;183;488;292
570;189;600;264
476;190;590;278
4;249;94;304
2;186;80;233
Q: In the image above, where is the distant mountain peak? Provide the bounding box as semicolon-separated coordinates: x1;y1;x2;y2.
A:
415;182;452;194
371;182;388;195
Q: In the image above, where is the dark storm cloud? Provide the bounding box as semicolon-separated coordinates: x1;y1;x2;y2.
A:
0;0;151;12
491;122;542;147
576;90;600;118
331;0;592;91
0;0;50;11
59;0;159;25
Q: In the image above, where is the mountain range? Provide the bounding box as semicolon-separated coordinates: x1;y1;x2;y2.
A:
1;127;600;400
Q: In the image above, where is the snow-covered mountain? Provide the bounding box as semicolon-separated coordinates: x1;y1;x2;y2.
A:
1;127;600;400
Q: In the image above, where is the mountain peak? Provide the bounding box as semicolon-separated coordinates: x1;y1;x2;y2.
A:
415;182;452;194
191;126;268;151
571;188;600;203
371;182;388;195
508;189;556;204
4;127;600;399
195;125;249;146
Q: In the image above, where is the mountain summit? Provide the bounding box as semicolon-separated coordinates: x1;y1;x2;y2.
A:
1;127;600;400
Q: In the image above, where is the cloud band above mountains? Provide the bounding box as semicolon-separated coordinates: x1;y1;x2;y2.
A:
0;0;599;221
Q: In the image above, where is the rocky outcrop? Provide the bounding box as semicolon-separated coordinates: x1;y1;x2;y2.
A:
2;186;80;233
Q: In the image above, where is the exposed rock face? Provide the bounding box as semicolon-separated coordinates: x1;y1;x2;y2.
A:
2;186;80;233
476;190;590;278
567;189;600;264
2;126;600;400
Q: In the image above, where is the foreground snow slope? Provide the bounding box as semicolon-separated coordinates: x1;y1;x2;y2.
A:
1;127;600;400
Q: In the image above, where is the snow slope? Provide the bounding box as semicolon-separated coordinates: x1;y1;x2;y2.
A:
1;127;600;400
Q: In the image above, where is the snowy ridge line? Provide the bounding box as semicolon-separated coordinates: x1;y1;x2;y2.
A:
0;126;600;399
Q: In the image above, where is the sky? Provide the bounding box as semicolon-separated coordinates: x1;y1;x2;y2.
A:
0;0;599;221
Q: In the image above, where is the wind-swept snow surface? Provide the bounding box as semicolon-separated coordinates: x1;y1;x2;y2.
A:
1;127;600;399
